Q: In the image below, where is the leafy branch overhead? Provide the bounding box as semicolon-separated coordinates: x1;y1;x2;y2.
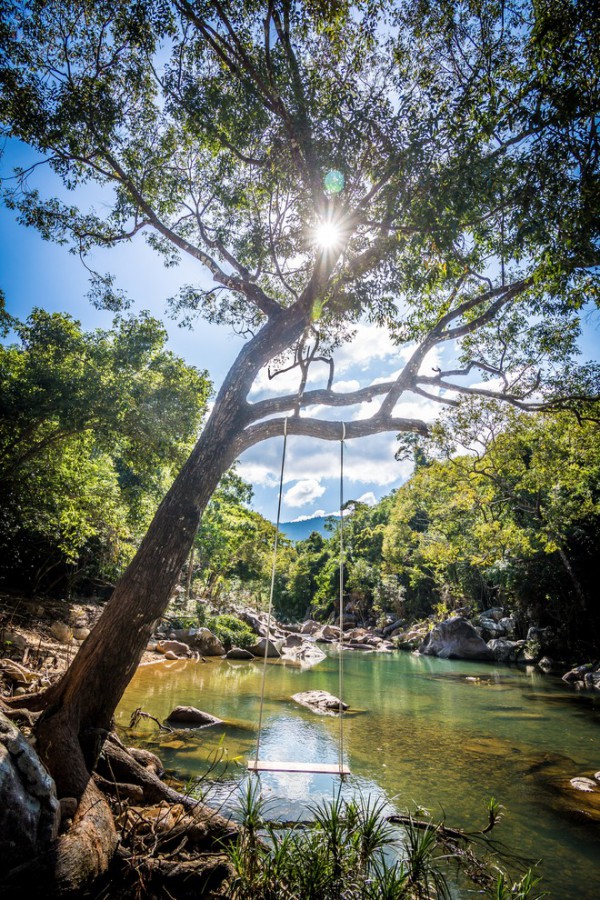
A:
1;0;598;445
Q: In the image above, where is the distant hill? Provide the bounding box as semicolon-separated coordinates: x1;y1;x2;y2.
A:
280;515;339;542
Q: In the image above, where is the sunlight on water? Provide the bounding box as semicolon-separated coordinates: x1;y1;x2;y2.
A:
117;652;600;898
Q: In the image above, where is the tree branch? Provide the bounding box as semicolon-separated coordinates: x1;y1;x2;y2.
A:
99;149;282;318
234;412;429;456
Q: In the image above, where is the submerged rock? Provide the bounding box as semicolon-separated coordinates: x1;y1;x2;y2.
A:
166;706;223;727
420;617;493;661
292;690;348;715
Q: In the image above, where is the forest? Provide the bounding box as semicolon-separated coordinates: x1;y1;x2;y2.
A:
0;0;599;896
2;309;598;655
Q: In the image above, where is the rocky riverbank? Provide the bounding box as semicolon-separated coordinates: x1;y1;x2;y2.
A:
1;593;598;701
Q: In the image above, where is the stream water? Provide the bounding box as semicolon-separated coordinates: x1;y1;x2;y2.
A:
116;651;600;898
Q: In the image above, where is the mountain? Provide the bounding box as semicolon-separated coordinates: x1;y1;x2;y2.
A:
279;515;339;542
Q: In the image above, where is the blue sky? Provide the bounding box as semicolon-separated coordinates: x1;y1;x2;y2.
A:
2;141;599;523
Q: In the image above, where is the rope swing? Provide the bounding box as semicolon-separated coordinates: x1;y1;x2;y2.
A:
248;419;350;777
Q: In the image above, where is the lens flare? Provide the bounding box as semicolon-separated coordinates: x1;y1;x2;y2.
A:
315;220;341;249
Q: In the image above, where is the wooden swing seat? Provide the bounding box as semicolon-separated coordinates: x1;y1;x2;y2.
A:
248;760;351;775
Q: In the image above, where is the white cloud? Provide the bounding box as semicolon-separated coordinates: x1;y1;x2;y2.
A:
284;478;326;508
236;461;279;488
356;491;377;506
331;379;360;393
291;509;326;522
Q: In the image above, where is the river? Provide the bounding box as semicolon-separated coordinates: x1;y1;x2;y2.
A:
116;651;600;898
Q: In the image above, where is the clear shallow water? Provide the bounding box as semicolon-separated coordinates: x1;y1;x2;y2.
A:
116;651;600;898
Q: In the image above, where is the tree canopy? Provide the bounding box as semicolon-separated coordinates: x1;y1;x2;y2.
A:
0;309;210;593
1;0;598;448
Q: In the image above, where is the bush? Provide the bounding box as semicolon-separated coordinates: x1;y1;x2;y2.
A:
207;614;255;650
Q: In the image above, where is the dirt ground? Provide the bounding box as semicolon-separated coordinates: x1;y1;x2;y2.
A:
0;593;159;698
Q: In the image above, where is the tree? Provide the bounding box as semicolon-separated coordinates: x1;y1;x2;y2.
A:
0;0;598;890
192;469;278;602
0;309;211;594
383;404;600;645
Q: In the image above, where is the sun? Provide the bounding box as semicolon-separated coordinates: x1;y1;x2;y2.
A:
314;219;341;249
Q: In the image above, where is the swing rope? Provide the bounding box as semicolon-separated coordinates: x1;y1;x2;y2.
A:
338;422;345;773
249;418;349;777
254;417;288;768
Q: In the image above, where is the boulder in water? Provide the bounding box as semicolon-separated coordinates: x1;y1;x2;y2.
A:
292;690;348;715
166;706;223;727
190;628;225;656
420;617;493;661
225;647;255;660
248;638;280;658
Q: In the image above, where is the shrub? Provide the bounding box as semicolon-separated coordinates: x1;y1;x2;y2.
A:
207;614;255;650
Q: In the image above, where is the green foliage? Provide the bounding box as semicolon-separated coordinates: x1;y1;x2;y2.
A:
193;470;278;604
206;613;255;651
229;787;416;900
0;309;210;594
0;0;597;416
383;406;600;652
228;785;537;899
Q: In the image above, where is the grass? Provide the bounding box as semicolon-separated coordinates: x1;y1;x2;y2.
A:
225;782;546;899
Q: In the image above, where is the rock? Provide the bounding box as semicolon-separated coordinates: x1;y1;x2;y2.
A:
156;639;190;658
0;711;60;873
382;618;405;636
487;638;521;663
315;624;341;642
280;642;327;668
292;690;348;715
570;777;598;792
300;620;321;635
248;638;280;658
72;627;90;641
480;607;505;622
0;629;28;651
282;633;303;648
562;664;592;684
584;672;600;689
171;627;196;643
190;628;226;656
237;610;267;636
164;650;180;660
50;622;73;643
166;706;223;727
479;617;506;639
538;656;554;672
498;616;516;635
420;617;493;661
225;647;255;660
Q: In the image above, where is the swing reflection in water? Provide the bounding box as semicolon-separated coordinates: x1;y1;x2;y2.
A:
248;419;350;778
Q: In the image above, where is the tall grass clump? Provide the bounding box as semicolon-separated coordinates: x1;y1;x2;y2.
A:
227;784;544;899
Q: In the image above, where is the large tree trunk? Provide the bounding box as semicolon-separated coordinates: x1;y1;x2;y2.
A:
36;410;243;788
2;305;311;895
32;301;310;770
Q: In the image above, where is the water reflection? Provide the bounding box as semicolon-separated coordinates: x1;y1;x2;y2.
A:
117;652;600;898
